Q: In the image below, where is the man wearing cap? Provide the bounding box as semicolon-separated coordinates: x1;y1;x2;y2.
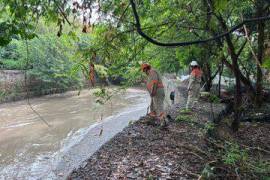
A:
186;61;202;110
141;63;166;125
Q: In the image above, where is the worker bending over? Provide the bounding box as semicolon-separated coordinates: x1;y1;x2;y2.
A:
141;63;166;126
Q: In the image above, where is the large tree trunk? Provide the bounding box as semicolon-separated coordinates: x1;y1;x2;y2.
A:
202;62;212;91
229;45;242;132
212;32;256;101
231;63;242;132
255;2;265;107
217;15;242;131
218;62;224;97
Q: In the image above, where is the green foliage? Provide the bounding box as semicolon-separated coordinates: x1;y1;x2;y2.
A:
0;40;23;69
93;87;113;105
0;20;84;94
179;108;192;114
222;143;248;166
252;160;270;174
176;109;201;125
149;47;180;73
0;0;67;45
0;89;7;101
95;65;108;79
262;56;270;70
25;35;83;91
218;141;270;178
203;122;215;134
214;0;229;12
0;0;269;100
176;114;193;123
209;94;220;103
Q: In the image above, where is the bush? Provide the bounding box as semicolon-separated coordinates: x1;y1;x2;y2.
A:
1;35;84;94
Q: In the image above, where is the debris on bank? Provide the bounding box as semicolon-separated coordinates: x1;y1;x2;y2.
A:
69;86;270;179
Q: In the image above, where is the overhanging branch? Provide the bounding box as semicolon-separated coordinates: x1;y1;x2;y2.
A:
130;0;270;47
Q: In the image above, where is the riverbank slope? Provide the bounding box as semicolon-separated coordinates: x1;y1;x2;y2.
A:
69;86;270;179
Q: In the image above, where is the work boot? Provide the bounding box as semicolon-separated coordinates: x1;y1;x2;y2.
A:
143;115;157;126
147;111;156;117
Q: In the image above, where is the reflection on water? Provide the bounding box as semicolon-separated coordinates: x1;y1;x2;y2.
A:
0;88;148;179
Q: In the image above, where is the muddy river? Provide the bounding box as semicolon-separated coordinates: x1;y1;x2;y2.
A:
0;88;148;179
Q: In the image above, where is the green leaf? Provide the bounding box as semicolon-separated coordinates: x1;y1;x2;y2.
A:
262;56;270;69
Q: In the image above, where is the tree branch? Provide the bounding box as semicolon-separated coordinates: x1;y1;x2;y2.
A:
129;0;270;47
236;40;247;58
54;1;71;25
243;24;262;67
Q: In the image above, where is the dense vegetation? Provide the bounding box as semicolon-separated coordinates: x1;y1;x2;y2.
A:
0;0;270;127
0;1;270;178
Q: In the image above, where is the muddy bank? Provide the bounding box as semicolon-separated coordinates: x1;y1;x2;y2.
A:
69;86;270;179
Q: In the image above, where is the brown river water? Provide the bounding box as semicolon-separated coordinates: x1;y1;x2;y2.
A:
0;88;148;179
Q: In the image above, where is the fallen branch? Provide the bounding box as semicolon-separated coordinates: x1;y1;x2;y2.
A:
241;113;270;123
205;138;225;150
184;144;210;158
179;166;201;178
242;144;270;154
184;152;204;160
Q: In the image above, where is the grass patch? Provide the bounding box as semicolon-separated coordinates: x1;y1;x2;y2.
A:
222;142;248;166
179;108;192;114
176;114;194;123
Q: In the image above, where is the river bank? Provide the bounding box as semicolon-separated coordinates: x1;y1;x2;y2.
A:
69;85;270;179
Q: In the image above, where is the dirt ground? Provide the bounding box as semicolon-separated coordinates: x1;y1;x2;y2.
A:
69;87;270;180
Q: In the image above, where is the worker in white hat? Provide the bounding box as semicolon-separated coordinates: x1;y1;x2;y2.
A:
186;61;202;110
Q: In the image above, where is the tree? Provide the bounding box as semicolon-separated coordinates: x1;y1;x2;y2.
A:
128;0;270;131
1;0;270;131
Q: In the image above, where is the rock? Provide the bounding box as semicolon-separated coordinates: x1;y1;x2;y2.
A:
58;173;64;177
126;173;137;179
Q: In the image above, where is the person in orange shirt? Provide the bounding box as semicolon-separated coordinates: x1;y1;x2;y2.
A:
141;63;166;126
186;61;202;110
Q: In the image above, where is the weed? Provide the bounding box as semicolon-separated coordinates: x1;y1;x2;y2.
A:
179;108;192;114
252;160;270;174
209;94;220;103
0;90;7;101
176;114;193;123
201;164;215;179
93;87;112;105
222;142;248;166
203;122;215;134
